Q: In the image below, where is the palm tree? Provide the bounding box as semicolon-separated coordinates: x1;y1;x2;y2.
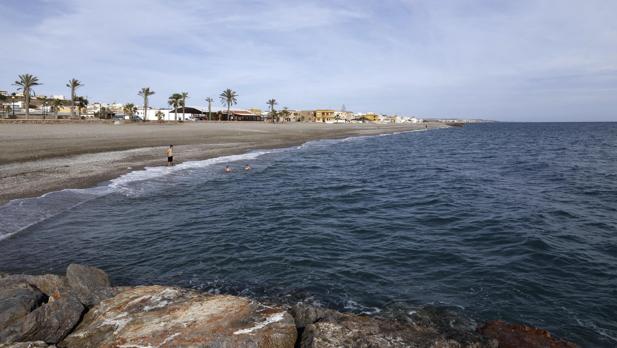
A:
205;97;213;121
51;99;63;119
14;74;41;118
155;110;165;121
66;79;83;118
168;93;182;121
40;96;48;120
219;89;238;121
138;87;155;121
280;107;291;123
76;96;88;118
180;92;189;121
267;98;277;123
123;103;137;118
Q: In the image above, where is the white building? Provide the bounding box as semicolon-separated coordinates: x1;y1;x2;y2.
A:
135;108;174;121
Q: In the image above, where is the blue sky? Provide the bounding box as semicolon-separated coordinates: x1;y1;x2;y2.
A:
1;0;616;121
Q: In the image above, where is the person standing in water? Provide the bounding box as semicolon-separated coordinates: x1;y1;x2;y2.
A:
166;145;174;166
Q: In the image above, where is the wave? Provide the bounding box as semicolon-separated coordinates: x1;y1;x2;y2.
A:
0;150;274;242
0;130;427;241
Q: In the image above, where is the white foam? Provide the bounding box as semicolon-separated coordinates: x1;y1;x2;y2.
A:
0;129;430;242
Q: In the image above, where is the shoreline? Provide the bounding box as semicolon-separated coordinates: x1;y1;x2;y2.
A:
0;122;445;204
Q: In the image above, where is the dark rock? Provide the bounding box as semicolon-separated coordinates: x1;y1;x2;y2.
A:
478;320;578;348
411;305;487;345
0;275;68;301
18;293;84;344
300;309;497;348
65;264;111;307
60;285;297;348
0;341;53;348
0;282;46;343
290;303;341;329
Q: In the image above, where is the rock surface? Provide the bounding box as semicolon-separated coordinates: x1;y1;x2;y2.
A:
60;285;297;348
0;283;46;343
478;320;578;348
0;275;67;301
19;293;84;344
0;266;580;348
65;264;111;307
0;341;53;348
300;310;497;348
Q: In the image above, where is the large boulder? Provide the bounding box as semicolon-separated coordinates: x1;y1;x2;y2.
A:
0;283;46;343
299;305;497;348
478;320;577;348
0;274;68;302
65;264;112;307
60;285;297;348
18;293;84;344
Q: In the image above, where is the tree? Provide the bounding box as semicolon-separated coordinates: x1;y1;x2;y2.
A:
123;103;137;118
76;96;88;118
66;79;83;118
205;97;213;121
14;74;41;118
51;99;63;119
219;89;238;121
267;98;277;123
138;87;155;122
40;96;48;120
180;92;189;121
155;110;165;121
168;93;182;121
280;107;291;123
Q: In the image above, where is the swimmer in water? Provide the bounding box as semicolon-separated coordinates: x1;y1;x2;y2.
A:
224;165;232;173
244;164;252;171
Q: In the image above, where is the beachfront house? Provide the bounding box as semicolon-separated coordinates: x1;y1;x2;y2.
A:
297;110;316;122
218;109;262;121
334;111;354;123
356;113;380;123
315;109;336;123
169;107;205;121
135;108;173;121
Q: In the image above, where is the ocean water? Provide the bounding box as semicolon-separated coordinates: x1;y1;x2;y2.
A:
1;123;616;346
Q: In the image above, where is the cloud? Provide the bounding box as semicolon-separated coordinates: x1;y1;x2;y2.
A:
0;0;616;120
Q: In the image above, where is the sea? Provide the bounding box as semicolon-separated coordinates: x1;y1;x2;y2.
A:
0;123;616;346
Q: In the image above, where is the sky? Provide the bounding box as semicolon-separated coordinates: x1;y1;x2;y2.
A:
1;0;616;121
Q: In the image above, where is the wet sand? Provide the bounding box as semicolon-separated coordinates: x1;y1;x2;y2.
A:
0;121;444;204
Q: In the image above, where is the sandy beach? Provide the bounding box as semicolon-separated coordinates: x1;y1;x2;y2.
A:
0;121;443;204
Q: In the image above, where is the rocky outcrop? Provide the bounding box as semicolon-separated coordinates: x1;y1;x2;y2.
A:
18;293;83;344
60;285;297;348
0;275;67;301
0;267;92;345
294;303;497;348
478;320;578;348
65;264;112;308
0;265;579;348
0;283;47;343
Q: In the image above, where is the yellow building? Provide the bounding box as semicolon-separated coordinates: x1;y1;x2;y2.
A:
315;109;335;123
248;108;262;116
361;113;380;122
